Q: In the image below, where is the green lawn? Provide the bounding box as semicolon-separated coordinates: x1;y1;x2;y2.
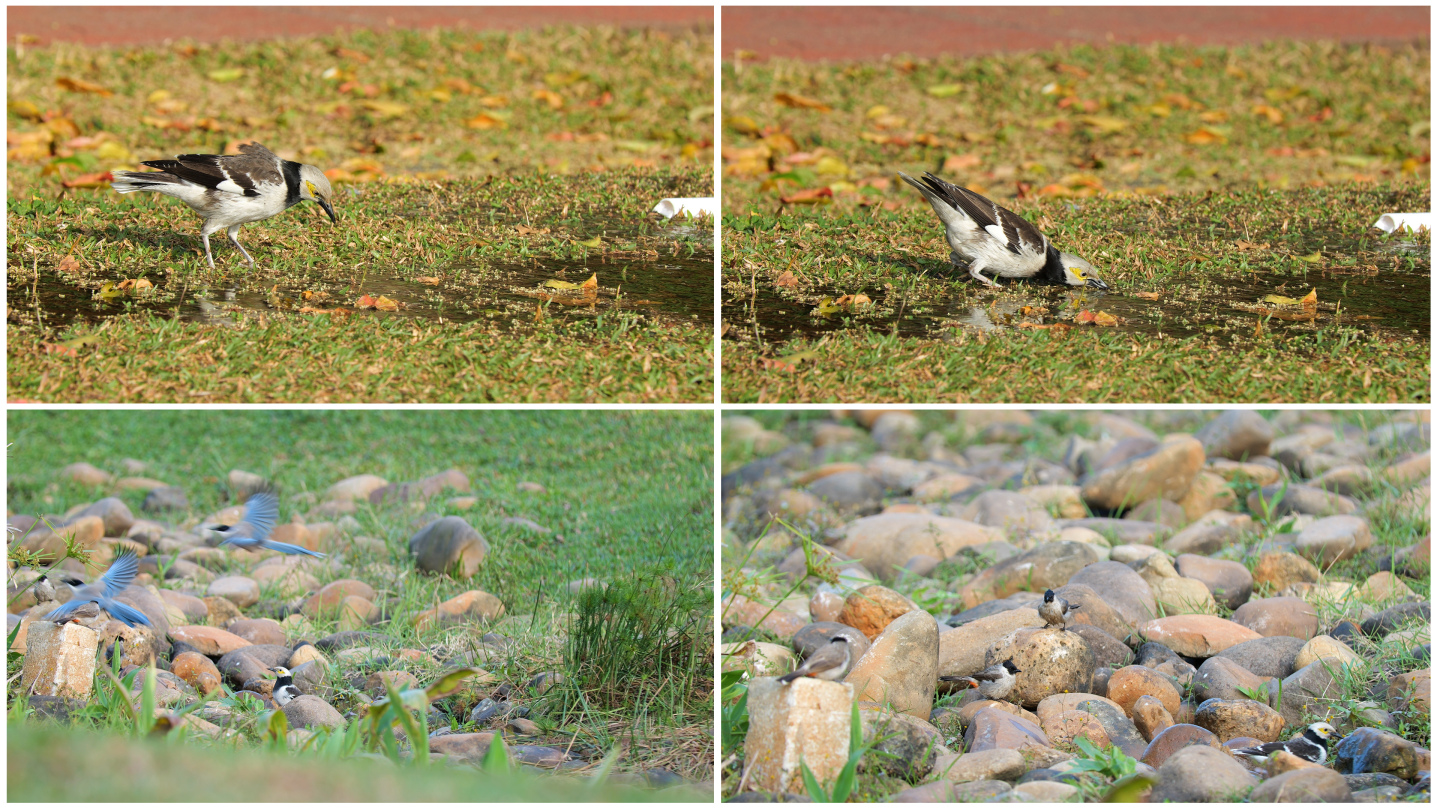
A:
7;25;715;403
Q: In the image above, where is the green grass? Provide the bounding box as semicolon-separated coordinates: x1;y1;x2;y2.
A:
8;410;715;792
7;25;715;403
8;721;700;802
719;39;1429;403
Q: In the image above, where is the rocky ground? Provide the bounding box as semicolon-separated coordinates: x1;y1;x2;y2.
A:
721;409;1430;802
8;463;711;799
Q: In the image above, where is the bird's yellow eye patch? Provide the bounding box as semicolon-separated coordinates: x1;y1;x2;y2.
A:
305;181;317;197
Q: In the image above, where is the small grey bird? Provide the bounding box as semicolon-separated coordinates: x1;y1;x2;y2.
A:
112;142;337;269
270;666;302;705
777;635;853;683
1233;722;1336;764
941;659;1021;701
898;171;1108;290
1040;589;1074;629
43;551;152;628
210;490;325;558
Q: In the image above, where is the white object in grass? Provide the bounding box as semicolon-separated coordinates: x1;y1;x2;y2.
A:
652;197;716;219
1372;213;1431;233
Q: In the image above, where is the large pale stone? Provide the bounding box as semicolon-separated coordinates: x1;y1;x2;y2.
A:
20;621;98;700
845;609;939;719
1295;515;1373;566
1081;436;1206;511
325;474;389;503
832;513;996;582
939;607;1045;680
838;585;919;640
745;677;854;794
722;593;808;640
169;625;252;656
1138;615;1262;658
1176;472;1237;521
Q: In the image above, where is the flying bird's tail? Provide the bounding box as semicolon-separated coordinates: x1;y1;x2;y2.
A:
260;539;326;558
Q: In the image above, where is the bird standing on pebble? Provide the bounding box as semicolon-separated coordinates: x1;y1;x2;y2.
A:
209;489;325;558
1039;589;1074;629
1232;722;1337;765
270;666;302;706
941;659;1021;701
777;635;853;683
43;551;152;628
111;142;337;269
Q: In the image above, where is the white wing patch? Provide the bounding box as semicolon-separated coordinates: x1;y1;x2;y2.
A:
983;223;1008;244
215;178;246;195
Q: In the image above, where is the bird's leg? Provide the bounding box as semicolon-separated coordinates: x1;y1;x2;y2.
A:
967;260;1002;288
227;225;256;267
200;231;217;269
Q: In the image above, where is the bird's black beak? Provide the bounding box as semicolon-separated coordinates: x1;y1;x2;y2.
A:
318;197;337;224
1087;278;1109;291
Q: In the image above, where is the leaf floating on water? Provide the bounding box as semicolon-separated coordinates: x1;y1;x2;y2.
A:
95;282;124;300
1135;292;1160;300
1261;288;1318;307
1297;251;1323;263
775;270;799;290
813;297;841;316
1076;310;1119;327
416;276;440;285
115;278;153;292
574;236;603;248
543;278;582;290
373;295;399;312
833;293;872;310
580;273;598;291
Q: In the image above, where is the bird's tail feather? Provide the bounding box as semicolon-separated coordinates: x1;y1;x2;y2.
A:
104;599;153;628
262;540;326;558
110;171;177;194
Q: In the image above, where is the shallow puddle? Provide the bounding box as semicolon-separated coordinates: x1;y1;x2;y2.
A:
10;220;713;331
727;234;1428;345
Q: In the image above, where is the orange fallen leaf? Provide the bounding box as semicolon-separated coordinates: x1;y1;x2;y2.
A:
532;89;564;110
775;270;799;289
55;255;81;273
61;171;113;189
373;295;399;311
115;278;153;291
41;342;80;356
780;186;833;205
1135;291;1160;300
774;92;831;112
516;225;551;236
56;76;112;96
465;113;507;130
355;294;378;309
416;276;440;285
833;293;872;309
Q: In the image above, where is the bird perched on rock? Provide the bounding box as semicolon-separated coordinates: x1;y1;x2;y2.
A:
941;659;1021;701
1040;589;1074;629
270;666;302;706
897;171;1108;290
43;551;152;628
777;635;852;683
111;142;337;269
208;489;326;558
1232;722;1337;765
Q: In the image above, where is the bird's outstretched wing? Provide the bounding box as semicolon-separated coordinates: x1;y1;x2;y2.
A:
241;491;280;540
100;551;140;597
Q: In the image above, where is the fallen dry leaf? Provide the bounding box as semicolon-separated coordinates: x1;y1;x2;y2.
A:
1135;291;1160;300
775;270;798;290
774;92;831;112
780;186;833;205
56;76;112;96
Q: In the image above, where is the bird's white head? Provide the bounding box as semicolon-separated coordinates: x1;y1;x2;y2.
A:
299;164;337;224
271;666;293;678
1058;253;1108;290
1059;255;1111;289
1307;722;1337;740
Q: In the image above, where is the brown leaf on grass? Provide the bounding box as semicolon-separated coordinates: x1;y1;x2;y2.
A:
775;270;798;289
532;89;565;110
779;187;833;205
1135;291;1160;300
332;47;371;63
56;76;112;96
1016;322;1073;330
833;293;872;309
41;342;80;356
61;171;112;189
355;295;379;309
586;91;613;107
762;350;819;372
373;295;399;312
465;113;507;130
860;131;909;146
55;255;81;273
774;92;831;112
516;225;551;236
1235;240;1271;250
1184;127;1228;145
1252;104;1285;125
416;276;440;285
943;154;982;172
1198;110;1229;124
9;99;43;121
115;278;153;292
